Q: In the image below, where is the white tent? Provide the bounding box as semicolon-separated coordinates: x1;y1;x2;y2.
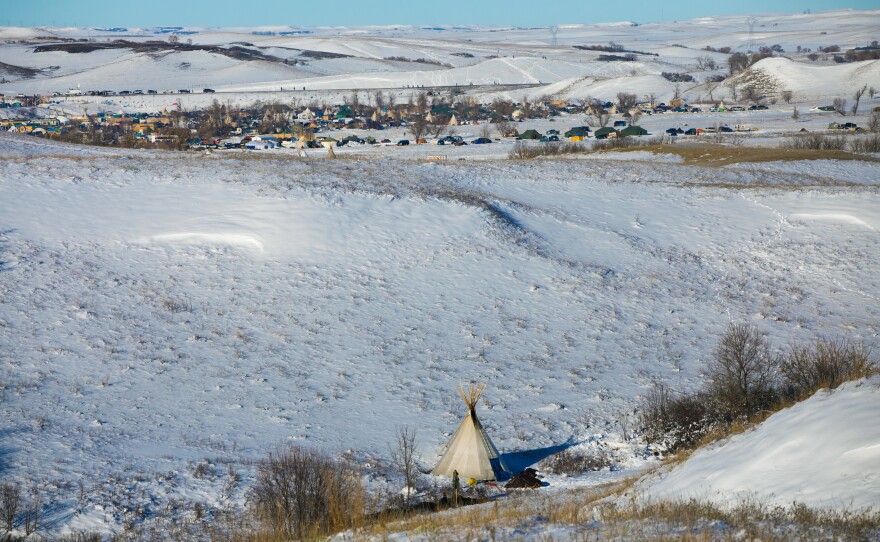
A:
432;384;508;481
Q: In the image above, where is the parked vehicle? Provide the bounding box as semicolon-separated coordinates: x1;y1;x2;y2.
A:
147;89;158;94
396;139;410;146
203;88;215;93
472;137;493;144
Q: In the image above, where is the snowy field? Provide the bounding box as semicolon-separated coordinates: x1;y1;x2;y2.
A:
2;8;880;537
2;9;879;113
1;130;879;534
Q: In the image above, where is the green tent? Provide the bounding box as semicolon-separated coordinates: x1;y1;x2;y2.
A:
619;125;648;137
594;127;618;140
517;129;541;140
564;126;591;138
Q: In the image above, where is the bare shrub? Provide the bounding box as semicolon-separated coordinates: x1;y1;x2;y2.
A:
849;135;880;153
251;446;364;540
508;141;589;159
783;134;847;150
639;383;713;451
781;90;794;103
708;323;776;421
780;338;875;399
389;425;419;502
0;483;21;531
833;97;847;115
540;448;612;475
163;296;192;313
23;485;41;536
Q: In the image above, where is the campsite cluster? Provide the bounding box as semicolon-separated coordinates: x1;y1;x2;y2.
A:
0;89;795;150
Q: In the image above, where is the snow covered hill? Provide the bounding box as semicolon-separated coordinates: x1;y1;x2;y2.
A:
2;9;878;103
1;132;879;535
640;376;880;511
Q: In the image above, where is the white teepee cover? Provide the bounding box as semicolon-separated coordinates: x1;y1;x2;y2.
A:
432;384;507;480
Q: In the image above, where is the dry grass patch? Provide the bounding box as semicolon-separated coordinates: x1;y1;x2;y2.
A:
608;143;876;167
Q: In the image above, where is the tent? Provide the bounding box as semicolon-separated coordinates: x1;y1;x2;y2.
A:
619;125;648;137
517;129;541;140
432;384;508;481
594;127;618;139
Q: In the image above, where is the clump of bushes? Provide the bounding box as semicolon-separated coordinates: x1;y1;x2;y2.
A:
251;446;365;540
783;133;880;153
640;324;876;452
661;72;695;83
849;134;880;153
782;134;847;150
540;448;613;475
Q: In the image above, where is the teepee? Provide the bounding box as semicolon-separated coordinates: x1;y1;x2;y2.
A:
432;384;508;481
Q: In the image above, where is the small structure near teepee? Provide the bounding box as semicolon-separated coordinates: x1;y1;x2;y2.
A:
432;384;508;481
326;145;336;159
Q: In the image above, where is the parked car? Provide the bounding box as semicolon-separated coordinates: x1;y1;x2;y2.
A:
178;89;191;94
147;89;158;94
203;88;215;93
729;106;745;111
685;128;698;135
756;105;768;110
472;137;493;144
719;125;734;132
396;139;410;146
453;140;468;146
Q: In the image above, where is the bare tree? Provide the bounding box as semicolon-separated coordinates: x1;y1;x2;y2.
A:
585;98;610;128
0;483;21;531
373;90;385;111
696;55;717;71
869;111;880;133
167;34;179;45
479;124;491;139
869;86;876;99
851;84;867;116
519;96;534;119
409;117;427;141
792;106;799;120
728;79;738;101
390;425;419;502
616;92;637;114
781;90;793;103
630;108;643;125
708;323;776;421
428;121;445;139
494;118;512;138
23;485;41;536
833;97;848;116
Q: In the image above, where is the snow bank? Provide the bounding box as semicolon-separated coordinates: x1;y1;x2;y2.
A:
641;376;880;511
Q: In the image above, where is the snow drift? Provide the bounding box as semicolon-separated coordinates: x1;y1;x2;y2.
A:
641;376;880;511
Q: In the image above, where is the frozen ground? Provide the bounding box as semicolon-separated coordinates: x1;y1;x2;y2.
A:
1;131;879;535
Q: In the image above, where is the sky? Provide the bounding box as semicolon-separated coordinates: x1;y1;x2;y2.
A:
0;0;875;27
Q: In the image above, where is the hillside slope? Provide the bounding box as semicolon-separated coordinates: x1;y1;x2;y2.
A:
641;376;880;511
